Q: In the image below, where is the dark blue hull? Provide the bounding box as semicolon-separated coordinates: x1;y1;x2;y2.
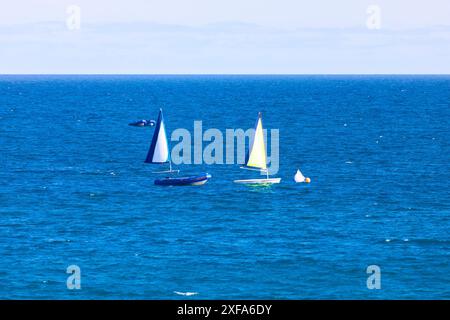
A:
129;119;156;127
154;173;211;186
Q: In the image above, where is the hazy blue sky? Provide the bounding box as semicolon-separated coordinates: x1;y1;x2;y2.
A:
1;0;449;73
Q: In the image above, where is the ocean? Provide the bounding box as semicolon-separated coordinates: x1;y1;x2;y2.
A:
0;75;449;299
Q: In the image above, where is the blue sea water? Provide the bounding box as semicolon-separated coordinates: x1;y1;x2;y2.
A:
0;75;449;299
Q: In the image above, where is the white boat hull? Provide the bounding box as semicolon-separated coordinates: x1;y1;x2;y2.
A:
190;179;209;186
233;178;281;184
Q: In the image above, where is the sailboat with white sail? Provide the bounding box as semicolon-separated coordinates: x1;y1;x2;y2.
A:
145;108;178;173
233;112;281;185
145;109;211;186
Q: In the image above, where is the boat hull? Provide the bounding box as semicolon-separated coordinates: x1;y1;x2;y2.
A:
155;173;211;186
233;178;281;185
129;120;156;127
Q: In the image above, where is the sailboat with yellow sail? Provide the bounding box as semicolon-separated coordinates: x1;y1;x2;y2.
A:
234;112;281;185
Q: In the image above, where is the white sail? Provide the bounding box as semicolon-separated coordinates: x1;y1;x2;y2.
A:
145;109;170;164
151;121;169;162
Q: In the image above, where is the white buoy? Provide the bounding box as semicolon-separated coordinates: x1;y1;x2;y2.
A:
294;169;305;183
295;169;311;183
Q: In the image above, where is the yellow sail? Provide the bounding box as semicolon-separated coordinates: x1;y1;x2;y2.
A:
246;113;267;170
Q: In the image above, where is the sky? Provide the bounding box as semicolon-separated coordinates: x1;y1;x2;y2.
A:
0;0;449;74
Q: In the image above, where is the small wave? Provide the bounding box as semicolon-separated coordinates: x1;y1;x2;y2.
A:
408;238;450;245
40;279;59;286
46;238;71;243
174;291;198;296
383;238;449;245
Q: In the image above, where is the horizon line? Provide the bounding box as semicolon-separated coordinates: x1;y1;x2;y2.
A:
1;73;450;76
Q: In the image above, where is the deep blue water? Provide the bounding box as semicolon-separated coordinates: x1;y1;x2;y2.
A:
0;75;449;299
